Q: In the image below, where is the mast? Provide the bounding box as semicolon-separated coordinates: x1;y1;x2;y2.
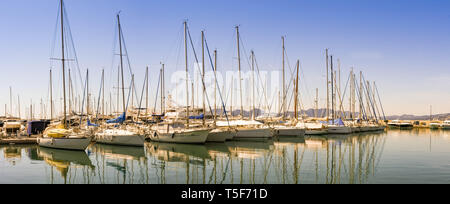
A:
214;50;217;123
50;69;53;120
349;68;353;120
18;95;21;119
160;67;163;113
282;36;286;120
60;0;67;128
146;66;149;116
330;55;334;123
236;26;243;119
359;71;363;120
230;76;234;117
86;69;89;116
102;69;105;118
251;50;255;121
294;60;300;120
202;31;206;126
184;21;190;128
315;88;319;118
162;64;165;113
326;49;329;121
117;14;126;114
9;87;12;117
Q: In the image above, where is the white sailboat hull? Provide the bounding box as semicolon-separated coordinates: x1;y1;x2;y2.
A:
150;129;210;144
207;129;230;143
274;127;306;137
305;129;328;135
37;137;91;151
235;128;273;138
95;134;146;147
327;126;352;134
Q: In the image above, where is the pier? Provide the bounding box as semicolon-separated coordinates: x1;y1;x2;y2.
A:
0;137;38;145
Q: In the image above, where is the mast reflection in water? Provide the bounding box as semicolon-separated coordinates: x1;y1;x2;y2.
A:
1;129;450;184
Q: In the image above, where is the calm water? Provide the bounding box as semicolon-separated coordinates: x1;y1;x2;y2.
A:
1;129;449;184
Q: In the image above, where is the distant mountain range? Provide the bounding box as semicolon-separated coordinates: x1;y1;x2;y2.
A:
228;108;450;121
385;113;450;121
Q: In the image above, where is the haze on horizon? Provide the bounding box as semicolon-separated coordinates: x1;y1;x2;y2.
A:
0;0;449;118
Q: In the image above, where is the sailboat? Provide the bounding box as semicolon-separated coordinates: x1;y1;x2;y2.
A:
94;14;145;147
441;120;450;130
325;55;352;134
224;26;272;139
273;57;306;137
38;0;91;151
149;21;210;144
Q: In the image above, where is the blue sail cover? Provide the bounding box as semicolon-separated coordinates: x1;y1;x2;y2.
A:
320;118;345;126
87;119;99;127
107;113;126;124
189;114;204;120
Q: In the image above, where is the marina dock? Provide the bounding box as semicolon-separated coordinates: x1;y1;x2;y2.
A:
0;137;37;145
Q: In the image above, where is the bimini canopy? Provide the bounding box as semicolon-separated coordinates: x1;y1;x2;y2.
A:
320;118;345;126
189;114;204;120
107;113;126;124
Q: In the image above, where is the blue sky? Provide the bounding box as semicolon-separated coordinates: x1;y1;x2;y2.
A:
0;0;449;117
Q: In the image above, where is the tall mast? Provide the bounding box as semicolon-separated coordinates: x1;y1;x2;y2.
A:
184;21;190;128
18;95;21;119
251;50;255;121
315;88;318;118
117;14;126;114
294;60;300;120
349;68;353;119
86;69;89;116
326;49;329;121
236;26;243;119
60;0;67;128
162;64;165;113
9;87;12;117
359;71;363;120
230;76;234;117
102;69;105;118
201;31;206;126
330;55;334;123
214;50;217;123
146;66;149;116
160;66;163;113
50;69;53;120
282;36;286;120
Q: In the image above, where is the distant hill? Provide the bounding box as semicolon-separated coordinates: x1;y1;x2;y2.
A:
386;113;450;121
222;108;450;121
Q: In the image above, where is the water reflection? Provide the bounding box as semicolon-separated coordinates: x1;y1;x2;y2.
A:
6;129;442;184
38;148;94;184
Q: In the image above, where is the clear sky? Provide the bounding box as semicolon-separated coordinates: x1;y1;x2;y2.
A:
0;0;449;117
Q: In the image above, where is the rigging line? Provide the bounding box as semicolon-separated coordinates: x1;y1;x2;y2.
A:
79;72;88;127
125;78;133;120
336;72;351;118
63;4;83;95
137;68;149;120
361;74;378;121
374;83;386;121
204;35;231;123
119;26;134;77
253;53;275;116
153;70;162;113
49;2;61;67
186;26;215;118
109;19;119;87
298;59;314;108
95;72;104;120
354;79;368;121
